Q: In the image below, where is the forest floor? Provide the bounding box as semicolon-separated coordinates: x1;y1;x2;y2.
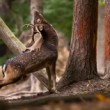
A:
8;101;110;110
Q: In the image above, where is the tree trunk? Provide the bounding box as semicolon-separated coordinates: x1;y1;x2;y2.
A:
103;0;110;79
57;0;98;90
29;0;43;39
30;0;43;19
36;0;43;13
0;0;12;17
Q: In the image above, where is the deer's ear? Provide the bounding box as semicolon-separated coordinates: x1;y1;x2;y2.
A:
34;11;43;20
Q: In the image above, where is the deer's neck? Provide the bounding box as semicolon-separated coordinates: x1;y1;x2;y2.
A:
41;25;58;47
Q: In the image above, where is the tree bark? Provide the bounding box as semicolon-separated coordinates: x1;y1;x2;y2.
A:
30;0;43;24
57;0;98;90
0;0;12;17
36;0;43;14
103;0;110;79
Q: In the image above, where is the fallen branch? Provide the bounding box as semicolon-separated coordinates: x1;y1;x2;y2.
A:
0;17;26;55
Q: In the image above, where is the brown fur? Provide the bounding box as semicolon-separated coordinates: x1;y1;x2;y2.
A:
1;11;58;92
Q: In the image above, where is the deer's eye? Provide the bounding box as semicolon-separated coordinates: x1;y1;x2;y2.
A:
37;18;41;23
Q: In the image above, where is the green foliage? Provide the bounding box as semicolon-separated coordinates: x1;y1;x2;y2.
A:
0;52;13;65
1;0;73;64
3;0;105;39
0;0;30;64
4;0;30;36
3;0;73;39
99;0;105;7
0;0;105;64
0;56;6;65
43;0;73;39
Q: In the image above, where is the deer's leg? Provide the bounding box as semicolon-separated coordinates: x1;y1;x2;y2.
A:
49;62;56;91
24;34;43;52
46;62;57;93
46;67;52;92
